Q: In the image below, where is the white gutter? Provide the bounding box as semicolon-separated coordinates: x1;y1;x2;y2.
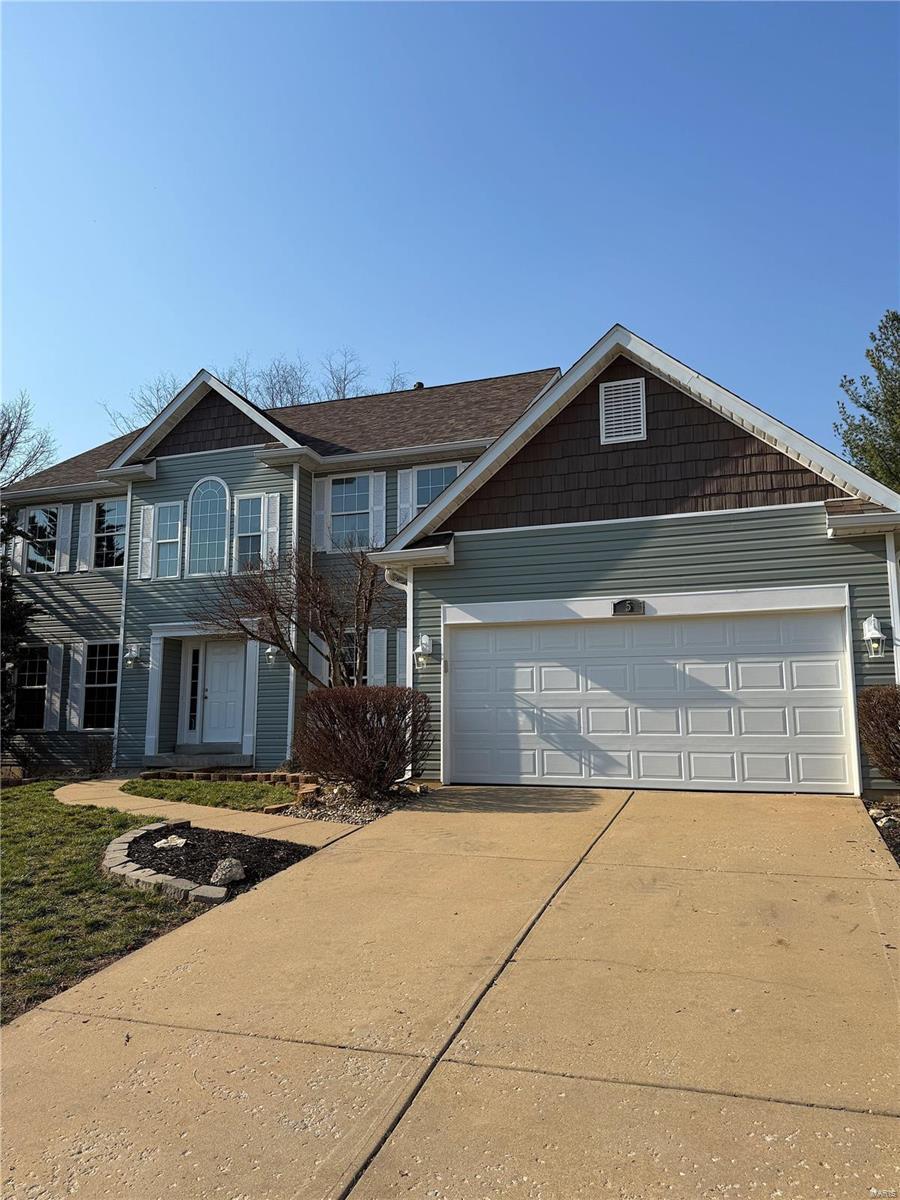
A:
2;479;121;504
370;542;454;568
826;511;900;538
96;462;157;484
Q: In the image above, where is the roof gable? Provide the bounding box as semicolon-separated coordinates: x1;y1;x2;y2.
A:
110;370;299;467
384;325;900;551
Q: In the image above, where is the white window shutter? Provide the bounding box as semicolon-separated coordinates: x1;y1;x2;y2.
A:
308;632;330;685
599;378;646;444
10;510;25;575
265;493;281;564
67;640;86;730
76;502;94;572
139;505;154;579
396;628;407;686
312;478;329;551
367;627;387;685
44;645;63;731
397;469;414;531
371;472;386;548
55;505;74;573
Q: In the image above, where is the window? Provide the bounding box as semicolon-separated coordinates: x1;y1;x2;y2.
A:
188;479;228;575
93;499;127;568
599;378;646;444
187;647;201;731
155;503;182;579
416;465;459;514
15;646;48;728
331;476;370;548
235;495;263;570
338;632;366;685
83;643;119;730
25;507;58;574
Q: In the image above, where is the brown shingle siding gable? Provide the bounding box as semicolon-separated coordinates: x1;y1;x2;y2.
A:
443;357;849;532
152;391;270;456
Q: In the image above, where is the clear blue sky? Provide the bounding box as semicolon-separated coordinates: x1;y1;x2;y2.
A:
3;1;898;463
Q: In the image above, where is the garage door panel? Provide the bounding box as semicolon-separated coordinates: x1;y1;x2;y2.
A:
448;612;855;794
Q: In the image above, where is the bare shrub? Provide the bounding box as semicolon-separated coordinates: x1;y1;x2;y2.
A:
857;685;900;783
296;686;433;797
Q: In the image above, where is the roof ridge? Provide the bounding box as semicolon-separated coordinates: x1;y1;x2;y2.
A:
263;366;558;417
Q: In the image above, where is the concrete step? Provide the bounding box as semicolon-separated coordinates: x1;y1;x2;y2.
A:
143;753;253;769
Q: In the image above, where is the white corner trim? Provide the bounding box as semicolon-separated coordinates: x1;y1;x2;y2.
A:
110;369;300;469
242;640;259;759
383;324;900;554
887;532;900;683
286;462;300;759
442;584;851;627
144;633;164;755
111;482;132;767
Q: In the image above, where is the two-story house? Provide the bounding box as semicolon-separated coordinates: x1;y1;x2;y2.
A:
7;325;900;796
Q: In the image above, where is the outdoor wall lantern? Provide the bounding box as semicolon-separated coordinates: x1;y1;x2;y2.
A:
265;644;279;666
862;614;886;659
414;634;433;670
123;644;141;669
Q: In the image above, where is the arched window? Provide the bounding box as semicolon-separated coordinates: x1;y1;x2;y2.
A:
187;478;229;575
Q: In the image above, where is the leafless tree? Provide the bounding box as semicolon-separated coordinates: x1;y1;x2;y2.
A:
255;354;317;407
382;361;410;393
102;371;182;434
193;546;403;688
0;390;56;489
317;348;368;400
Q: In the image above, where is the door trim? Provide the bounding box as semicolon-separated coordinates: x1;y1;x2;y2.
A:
144;621;259;761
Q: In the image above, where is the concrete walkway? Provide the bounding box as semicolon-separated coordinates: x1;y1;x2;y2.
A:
3;786;898;1199
55;778;358;846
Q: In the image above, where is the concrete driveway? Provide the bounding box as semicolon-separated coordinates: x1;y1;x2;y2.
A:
3;787;898;1199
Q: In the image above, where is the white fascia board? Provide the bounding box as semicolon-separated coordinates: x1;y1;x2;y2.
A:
96;461;157;483
2;479;120;504
256;437;493;471
370;542;454;568
443;584;850;627
383;324;900;553
826;511;900;538
109;370;300;468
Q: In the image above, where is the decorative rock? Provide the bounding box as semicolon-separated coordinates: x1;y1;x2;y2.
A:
868;808;886;818
210;857;245;886
191;885;228;904
154;834;187;849
876;815;898;827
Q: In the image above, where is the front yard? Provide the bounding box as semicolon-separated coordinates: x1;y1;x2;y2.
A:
120;777;296;811
1;782;191;1024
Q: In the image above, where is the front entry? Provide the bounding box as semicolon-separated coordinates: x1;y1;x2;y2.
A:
178;638;246;748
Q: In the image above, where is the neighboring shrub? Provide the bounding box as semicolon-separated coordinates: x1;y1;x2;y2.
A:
296;686;433;797
857;685;900;783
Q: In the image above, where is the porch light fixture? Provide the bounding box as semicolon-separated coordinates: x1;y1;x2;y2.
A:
414;634;433;670
264;644;278;666
862;614;886;659
123;644;141;668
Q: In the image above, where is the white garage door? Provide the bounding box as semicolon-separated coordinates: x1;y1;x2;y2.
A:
447;612;855;793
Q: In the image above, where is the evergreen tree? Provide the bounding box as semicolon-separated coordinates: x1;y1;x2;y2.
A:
835;309;900;491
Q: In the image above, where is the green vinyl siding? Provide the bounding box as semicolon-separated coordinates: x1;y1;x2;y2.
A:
11;498;123;771
117;449;302;769
411;505;895;791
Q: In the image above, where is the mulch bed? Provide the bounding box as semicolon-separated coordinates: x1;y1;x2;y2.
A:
128;827;313;896
868;798;900;867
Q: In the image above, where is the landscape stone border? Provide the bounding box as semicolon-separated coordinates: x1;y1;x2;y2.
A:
101;820;228;904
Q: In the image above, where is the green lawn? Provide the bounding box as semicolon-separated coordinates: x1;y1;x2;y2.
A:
1;781;191;1024
120;778;297;811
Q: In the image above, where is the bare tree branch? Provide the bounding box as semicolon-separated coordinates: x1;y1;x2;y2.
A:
102;371;182;434
0;390;56;488
382;361;409;393
317;347;368;400
255;354;317;407
189;548;403;691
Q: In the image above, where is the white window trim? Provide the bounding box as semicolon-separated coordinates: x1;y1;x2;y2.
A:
326;471;372;553
88;497;128;572
80;639;121;733
153;500;184;580
233;491;266;573
599;377;646;445
14;643;51;731
185;476;231;577
23;505;60;575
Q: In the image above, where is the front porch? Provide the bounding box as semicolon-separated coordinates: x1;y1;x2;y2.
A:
142;622;261;769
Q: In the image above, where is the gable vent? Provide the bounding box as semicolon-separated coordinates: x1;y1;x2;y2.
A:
599;377;646;444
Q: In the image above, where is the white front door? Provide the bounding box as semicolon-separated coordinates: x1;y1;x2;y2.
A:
202;640;245;744
447;612;856;793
